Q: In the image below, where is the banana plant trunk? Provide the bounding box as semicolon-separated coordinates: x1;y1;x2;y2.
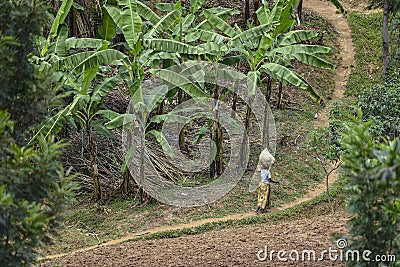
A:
213;120;223;176
244;103;252;133
265;76;272;103
277;81;283;109
297;0;303;24
121;170;130;198
262;103;270;149
121;130;132;198
69;6;78;37
231;84;238;119
262;77;272;149
86;122;101;201
244;0;250;27
139;129;147;203
210;85;224;178
178;89;186;152
253;0;260;26
240;100;252;168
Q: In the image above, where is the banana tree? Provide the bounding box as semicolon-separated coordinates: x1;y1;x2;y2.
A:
100;0;158;197
202;0;335;160
31;64;124;201
254;1;335;147
99;0;211;196
115;0;238;178
98;65;209;202
31;0;128;201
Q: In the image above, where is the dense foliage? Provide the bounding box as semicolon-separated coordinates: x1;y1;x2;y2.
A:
342;115;400;266
0;0;57;141
0;0;75;265
358;71;400;139
0;112;75;266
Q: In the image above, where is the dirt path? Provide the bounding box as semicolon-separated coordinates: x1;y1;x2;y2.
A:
43;0;354;263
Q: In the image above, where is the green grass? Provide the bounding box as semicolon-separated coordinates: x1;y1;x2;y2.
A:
347;12;383;95
132;177;347;242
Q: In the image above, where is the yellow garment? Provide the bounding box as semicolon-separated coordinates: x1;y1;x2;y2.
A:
257;182;271;210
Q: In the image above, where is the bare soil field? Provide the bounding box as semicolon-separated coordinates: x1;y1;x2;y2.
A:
43;211;349;266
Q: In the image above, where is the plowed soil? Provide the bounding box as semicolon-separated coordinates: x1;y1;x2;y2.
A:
43;212;349;266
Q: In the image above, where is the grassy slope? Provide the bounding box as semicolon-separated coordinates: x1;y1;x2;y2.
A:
347;12;383;95
42;12;346;255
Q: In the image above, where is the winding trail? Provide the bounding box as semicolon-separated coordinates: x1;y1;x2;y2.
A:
44;0;354;262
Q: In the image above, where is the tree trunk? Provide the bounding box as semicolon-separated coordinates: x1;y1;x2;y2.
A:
213;120;223;176
244;0;250;27
297;0;303;25
277;81;283;109
178;88;186;152
240;98;252;169
239;128;249;169
266;76;272;103
262;100;270;149
210;85;224;178
70;7;78;37
139;132;146;203
383;0;389;75
209;123;216;178
262;77;272;149
86;123;101;201
121;170;130;198
244;103;252;133
326;172;333;213
231;84;238;119
253;0;260;26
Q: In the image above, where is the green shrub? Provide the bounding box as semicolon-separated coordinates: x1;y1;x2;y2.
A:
357;71;400;139
0;111;76;266
0;1;76;265
341;114;399;266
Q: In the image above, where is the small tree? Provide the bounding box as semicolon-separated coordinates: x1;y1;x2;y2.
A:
306;101;350;212
307;126;343;212
341;113;400;266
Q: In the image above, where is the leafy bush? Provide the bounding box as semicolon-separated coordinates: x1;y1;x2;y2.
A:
306;100;354;163
0;1;76;265
341;114;400;266
357;71;400;139
0;111;76;266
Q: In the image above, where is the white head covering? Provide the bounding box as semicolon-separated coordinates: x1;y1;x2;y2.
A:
259;148;275;168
